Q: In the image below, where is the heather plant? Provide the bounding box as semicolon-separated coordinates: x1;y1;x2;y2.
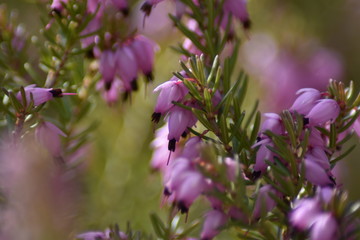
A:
0;1;360;240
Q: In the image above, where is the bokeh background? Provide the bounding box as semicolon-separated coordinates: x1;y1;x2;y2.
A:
1;0;360;238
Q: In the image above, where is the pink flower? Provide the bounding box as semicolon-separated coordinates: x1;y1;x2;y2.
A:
308;127;325;148
223;0;250;28
310;213;338;240
17;85;75;106
175;171;207;213
99;50;117;88
35;121;66;157
260;113;283;135
224;157;239;182
167;105;197;151
200;210;227;240
51;0;68;13
289;198;322;231
290;88;321;115
304;159;334;186
306;99;340;126
130;35;158;82
115;45;138;91
305;147;330;170
152;74;189;122
150;124;180;171
97;78;124;104
111;0;129;15
252;185;278;219
141;0;166;16
181;136;202;160
252;138;274;174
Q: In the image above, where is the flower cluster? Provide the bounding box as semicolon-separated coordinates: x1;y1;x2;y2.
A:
289;187;357;240
254;87;341;186
141;0;250;29
97;35;158;103
152;73;199;151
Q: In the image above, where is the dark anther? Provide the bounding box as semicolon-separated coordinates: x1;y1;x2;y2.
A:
86;49;95;59
242;19;251;29
140;2;152;16
303;117;309;125
104;81;112;91
252;170;261;180
50;89;63;97
151;112;161;123
50;9;62;16
181;131;187;138
256;136;262;142
131;79;138;91
168;139;176;152
163;188;171;196
177;201;188;214
329;176;336;187
121;8;129;16
145;72;154;82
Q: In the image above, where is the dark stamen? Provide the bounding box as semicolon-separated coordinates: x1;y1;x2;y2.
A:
151;112;161;123
177;201;188;214
140;2;152;16
131;79;138;91
50;89;63;97
168;139;176;152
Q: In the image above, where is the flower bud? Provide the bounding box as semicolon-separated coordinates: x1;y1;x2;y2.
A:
306;99;340;126
200;210;227;240
290;88;321;115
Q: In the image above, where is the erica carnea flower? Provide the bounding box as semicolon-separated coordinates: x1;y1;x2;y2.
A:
252;138;274;174
290;88;321;115
77;228;128;240
306;99;340;126
99;50;117;88
17;85;76;106
150;123;180;171
130;35;158;82
289;188;340;240
50;0;68;13
252;185;279;219
304;158;334;186
310;213;338;240
167;105;197;151
260;113;283;135
290;198;322;231
35;121;66;157
163;157;207;213
223;0;250;28
115;45;138;91
200;210;227;240
152;73;189;123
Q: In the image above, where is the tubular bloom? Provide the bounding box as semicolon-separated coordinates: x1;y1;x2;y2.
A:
306;99;340;126
50;0;69;13
289;188;340;240
152;73;189;122
167;105;197;151
163;157;207;213
130;35;158;82
290;88;321;115
17;85;76;106
77;228;128;240
97;35;158;103
35;121;66;157
200;210;227;240
252;185;279;219
223;0;250;29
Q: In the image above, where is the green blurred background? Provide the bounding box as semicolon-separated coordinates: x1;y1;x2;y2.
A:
2;0;360;238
